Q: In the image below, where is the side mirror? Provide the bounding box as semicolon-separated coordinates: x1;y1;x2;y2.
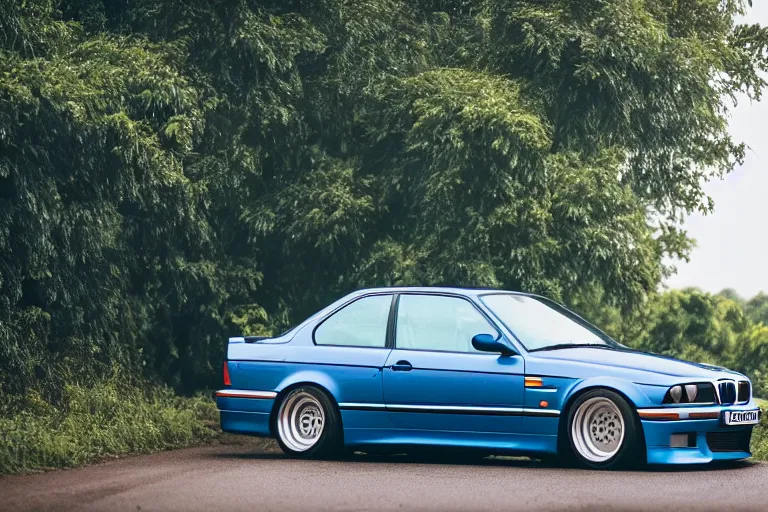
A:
472;333;515;355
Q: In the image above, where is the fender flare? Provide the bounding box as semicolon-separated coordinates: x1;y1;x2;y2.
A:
270;370;344;436
557;377;650;462
274;370;343;400
562;376;652;414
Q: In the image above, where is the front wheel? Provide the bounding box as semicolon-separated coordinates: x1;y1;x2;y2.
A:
274;386;343;458
566;389;643;470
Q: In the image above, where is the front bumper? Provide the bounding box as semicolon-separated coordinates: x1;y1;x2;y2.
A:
639;405;760;465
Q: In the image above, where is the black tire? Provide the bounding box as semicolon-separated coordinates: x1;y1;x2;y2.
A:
273;386;343;458
563;389;644;470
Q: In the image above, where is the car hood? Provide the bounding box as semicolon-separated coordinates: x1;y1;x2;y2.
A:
529;347;743;381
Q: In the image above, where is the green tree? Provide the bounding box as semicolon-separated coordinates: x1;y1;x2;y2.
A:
732;322;768;397
630;290;748;358
746;293;768;325
1;0;766;397
573;288;768;398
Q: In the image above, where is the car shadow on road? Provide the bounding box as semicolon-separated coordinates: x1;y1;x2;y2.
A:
209;450;544;468
208;447;758;474
638;460;755;473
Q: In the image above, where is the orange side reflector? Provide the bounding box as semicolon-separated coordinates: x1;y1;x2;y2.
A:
638;411;679;421
223;361;231;386
525;377;543;387
688;412;719;420
540;401;549;408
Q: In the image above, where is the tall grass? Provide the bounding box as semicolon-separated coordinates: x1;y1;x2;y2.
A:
0;380;218;474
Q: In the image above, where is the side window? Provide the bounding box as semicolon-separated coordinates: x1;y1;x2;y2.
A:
314;295;392;348
395;295;499;353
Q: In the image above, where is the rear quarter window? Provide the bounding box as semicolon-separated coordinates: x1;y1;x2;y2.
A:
314;295;393;348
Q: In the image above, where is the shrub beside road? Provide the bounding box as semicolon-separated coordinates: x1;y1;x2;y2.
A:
0;380;217;474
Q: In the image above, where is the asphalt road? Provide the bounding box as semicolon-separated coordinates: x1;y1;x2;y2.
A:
2;439;767;512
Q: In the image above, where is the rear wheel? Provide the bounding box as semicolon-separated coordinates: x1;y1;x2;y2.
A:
274;386;343;458
565;389;642;470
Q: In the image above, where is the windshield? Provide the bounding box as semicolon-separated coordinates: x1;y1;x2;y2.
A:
479;294;618;351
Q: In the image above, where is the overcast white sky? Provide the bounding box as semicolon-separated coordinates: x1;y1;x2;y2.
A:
664;2;768;299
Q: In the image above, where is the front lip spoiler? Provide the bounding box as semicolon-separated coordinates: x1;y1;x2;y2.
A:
637;406;761;421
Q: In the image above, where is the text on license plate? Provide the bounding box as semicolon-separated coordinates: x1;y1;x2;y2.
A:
724;410;760;425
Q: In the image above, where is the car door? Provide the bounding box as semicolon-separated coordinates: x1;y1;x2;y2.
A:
310;293;395;405
382;293;525;433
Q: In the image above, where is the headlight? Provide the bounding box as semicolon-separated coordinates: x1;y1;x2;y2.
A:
663;383;716;405
685;384;697;402
669;385;683;403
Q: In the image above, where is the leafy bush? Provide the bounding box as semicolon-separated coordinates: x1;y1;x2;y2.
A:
752;406;768;461
0;380;218;474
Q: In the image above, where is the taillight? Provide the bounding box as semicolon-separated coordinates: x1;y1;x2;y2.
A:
223;361;231;386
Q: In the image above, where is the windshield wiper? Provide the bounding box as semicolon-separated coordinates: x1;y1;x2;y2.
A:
529;343;615;353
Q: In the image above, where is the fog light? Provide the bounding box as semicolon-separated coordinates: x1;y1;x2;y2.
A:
670;433;696;448
670;434;688;448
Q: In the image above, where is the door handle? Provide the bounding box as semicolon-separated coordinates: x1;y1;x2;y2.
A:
391;360;412;372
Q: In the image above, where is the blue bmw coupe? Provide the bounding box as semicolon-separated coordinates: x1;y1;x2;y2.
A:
217;287;761;469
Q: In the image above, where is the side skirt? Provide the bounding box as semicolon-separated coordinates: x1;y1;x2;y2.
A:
339;403;560;417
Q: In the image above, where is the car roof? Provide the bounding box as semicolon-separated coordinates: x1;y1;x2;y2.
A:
349;286;524;297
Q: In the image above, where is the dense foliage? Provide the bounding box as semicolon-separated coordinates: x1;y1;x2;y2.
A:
1;1;767;400
753;412;768;461
572;288;768;398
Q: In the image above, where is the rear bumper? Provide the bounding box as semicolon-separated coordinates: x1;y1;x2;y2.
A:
216;389;276;437
641;417;754;465
219;410;272;436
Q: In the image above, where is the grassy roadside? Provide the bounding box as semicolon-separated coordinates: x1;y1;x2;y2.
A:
0;381;219;474
1;387;766;473
753;399;768;461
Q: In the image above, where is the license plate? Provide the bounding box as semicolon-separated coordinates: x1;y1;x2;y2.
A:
723;410;760;426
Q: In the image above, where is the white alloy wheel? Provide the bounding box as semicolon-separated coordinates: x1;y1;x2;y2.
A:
570;396;626;463
277;389;326;452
